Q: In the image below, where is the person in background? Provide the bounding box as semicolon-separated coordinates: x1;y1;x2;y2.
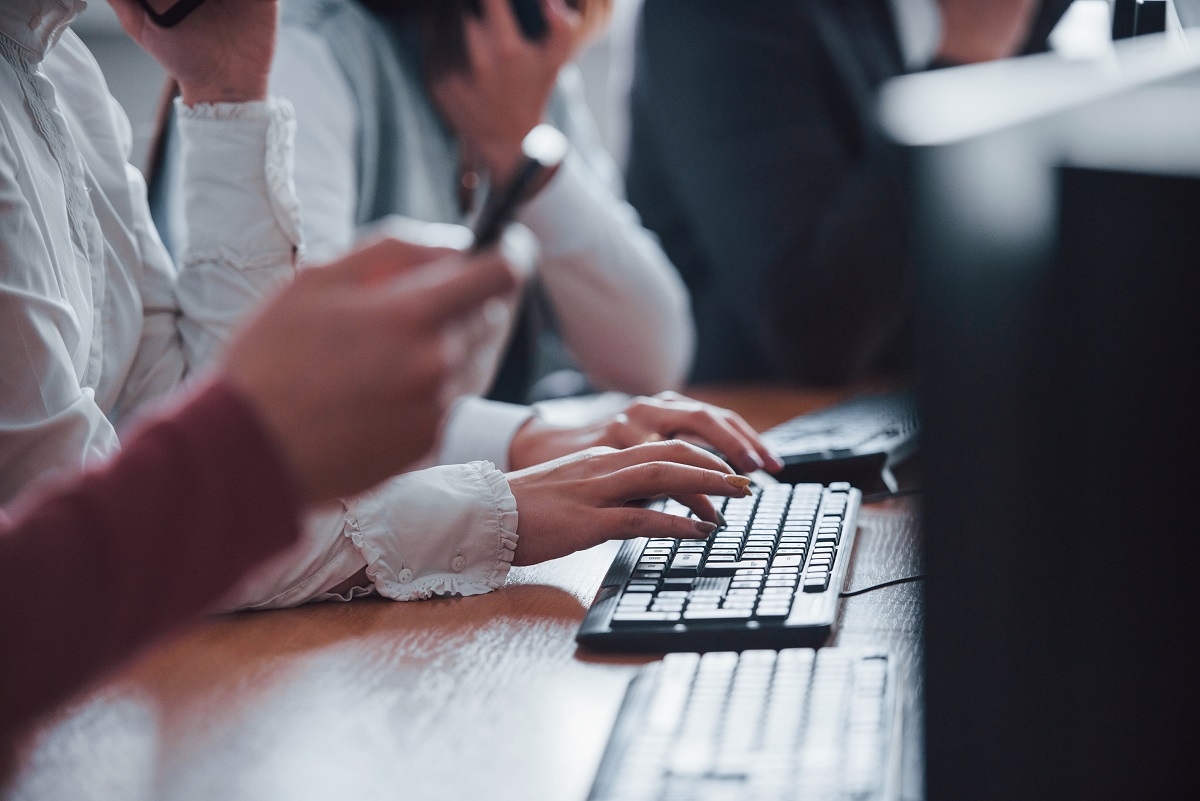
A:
625;0;1074;385
159;0;694;404
0;0;772;617
0;237;514;744
0;236;751;746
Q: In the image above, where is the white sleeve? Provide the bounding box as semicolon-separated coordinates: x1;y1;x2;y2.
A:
347;462;518;600
214;504;368;611
170;98;303;372
268;26;360;265
215;462;519;609
438;396;535;471
516;68;695;394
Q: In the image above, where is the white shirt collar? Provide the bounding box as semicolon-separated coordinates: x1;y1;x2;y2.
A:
887;0;943;70
0;0;86;63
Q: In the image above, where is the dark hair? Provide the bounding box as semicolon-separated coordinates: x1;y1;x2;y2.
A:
356;0;593;76
356;0;481;75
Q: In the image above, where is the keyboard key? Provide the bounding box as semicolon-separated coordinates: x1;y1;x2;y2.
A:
660;578;694;591
683;608;753;621
700;560;768;576
612;611;681;623
668;553;703;576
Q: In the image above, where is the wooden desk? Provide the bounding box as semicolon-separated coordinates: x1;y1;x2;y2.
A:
6;388;922;801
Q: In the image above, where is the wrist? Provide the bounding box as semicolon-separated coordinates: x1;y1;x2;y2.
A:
216;376;315;508
509;416;575;471
508;416;543;471
179;79;269;107
482;143;526;189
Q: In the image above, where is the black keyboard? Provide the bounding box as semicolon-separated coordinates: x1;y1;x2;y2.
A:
588;648;902;801
577;483;861;652
763;392;918;491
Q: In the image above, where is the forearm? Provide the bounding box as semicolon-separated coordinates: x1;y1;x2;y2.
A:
174;98;303;370
0;381;302;735
518;152;694;393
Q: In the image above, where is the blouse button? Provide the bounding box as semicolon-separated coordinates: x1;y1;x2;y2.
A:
451;555;467;572
397;568;415;584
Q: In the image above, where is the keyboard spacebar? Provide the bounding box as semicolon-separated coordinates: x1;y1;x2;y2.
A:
700;561;769;576
682;609;752;620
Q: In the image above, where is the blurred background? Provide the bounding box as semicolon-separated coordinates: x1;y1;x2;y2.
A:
73;0;646;172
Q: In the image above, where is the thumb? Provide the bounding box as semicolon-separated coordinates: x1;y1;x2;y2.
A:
313;236;463;287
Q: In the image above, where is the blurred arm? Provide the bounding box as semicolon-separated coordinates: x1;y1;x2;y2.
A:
516;67;694;393
0;381;301;736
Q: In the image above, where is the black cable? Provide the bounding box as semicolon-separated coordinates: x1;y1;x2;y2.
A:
839;574;925;597
861;487;924;504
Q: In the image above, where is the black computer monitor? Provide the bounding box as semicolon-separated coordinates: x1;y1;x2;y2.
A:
882;31;1200;800
1113;0;1200;39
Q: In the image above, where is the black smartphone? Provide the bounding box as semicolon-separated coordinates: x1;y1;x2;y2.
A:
509;0;549;41
471;124;568;252
137;0;209;28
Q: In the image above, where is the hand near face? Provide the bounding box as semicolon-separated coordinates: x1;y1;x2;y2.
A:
107;0;278;105
428;0;582;188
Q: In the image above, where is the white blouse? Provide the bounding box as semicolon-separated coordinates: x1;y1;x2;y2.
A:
0;0;519;610
267;21;696;396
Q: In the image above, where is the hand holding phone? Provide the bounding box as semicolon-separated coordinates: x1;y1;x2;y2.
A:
136;0;209;27
471;124;569;252
110;0;276;106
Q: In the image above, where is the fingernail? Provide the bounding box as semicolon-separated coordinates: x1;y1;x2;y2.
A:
715;509;727;528
768;450;786;471
695;521;718;536
724;474;752;490
744;450;765;471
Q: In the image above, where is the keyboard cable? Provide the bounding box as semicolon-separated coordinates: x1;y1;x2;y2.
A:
860;487;923;504
839;574;925;598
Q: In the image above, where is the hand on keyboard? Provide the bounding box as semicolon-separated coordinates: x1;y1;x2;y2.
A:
508;391;785;474
506;440;753;566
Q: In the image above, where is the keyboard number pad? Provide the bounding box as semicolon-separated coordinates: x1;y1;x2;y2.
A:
611;484;852;625
595;649;892;801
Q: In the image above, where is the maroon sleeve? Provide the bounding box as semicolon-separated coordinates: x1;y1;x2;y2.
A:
0;380;302;736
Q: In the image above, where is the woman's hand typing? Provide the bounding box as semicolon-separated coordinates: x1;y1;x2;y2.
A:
506;440;752;566
508;391;785;475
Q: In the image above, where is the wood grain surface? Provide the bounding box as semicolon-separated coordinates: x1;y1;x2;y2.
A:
4;387;920;801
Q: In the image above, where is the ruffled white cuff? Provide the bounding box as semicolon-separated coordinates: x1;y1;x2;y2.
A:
175;97;303;267
345;462;518;600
